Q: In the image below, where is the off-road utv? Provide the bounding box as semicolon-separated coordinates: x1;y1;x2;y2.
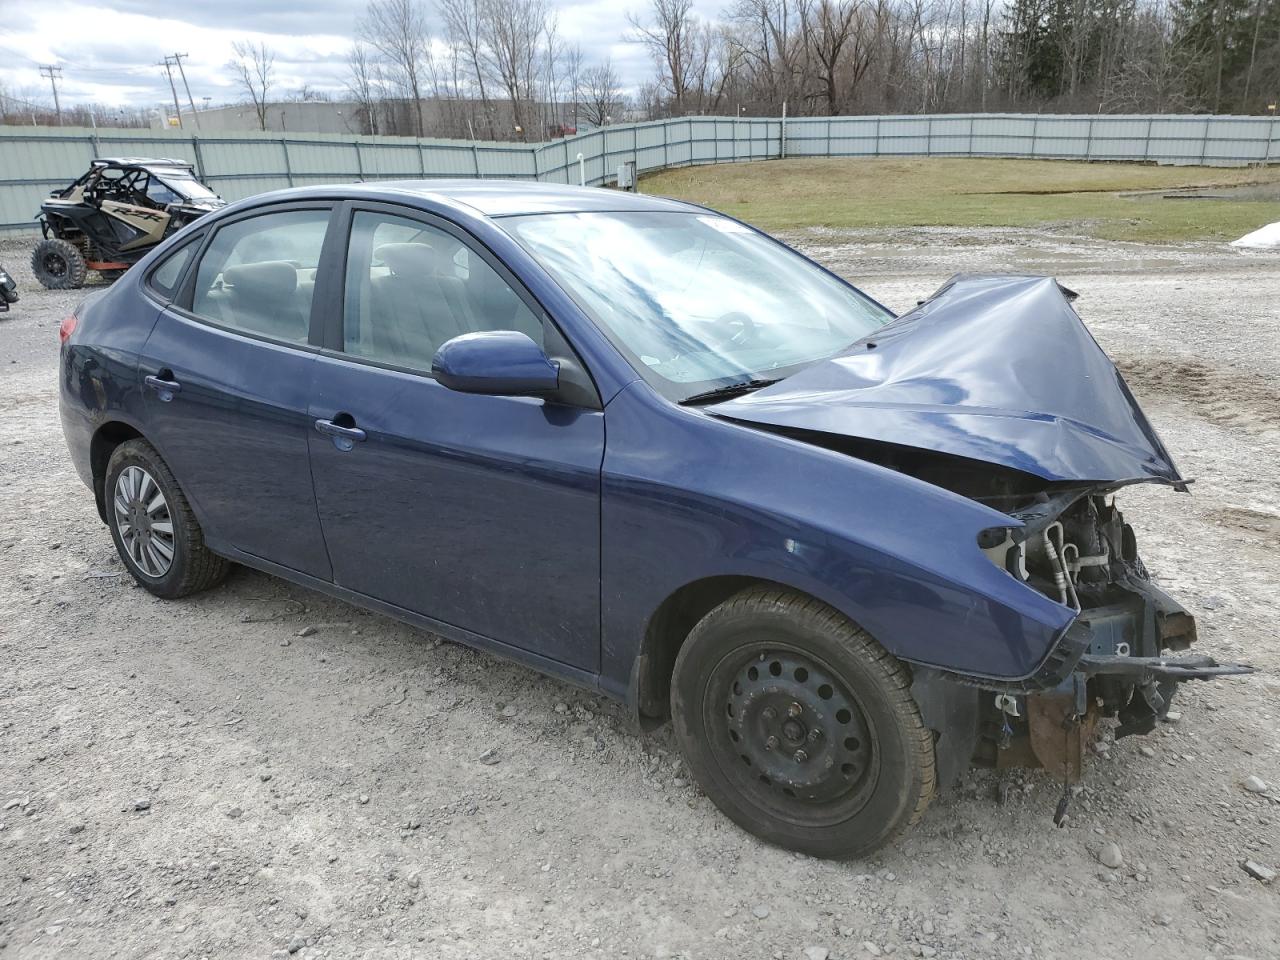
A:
0;265;17;312
33;158;224;290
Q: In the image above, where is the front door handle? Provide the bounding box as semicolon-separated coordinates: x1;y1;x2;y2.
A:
314;417;367;451
144;373;181;402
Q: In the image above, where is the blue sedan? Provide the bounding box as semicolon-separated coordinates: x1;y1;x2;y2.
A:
57;180;1248;856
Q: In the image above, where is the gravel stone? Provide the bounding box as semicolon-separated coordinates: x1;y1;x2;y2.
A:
1097;842;1124;869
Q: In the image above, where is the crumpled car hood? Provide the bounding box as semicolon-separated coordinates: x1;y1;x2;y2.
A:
709;274;1183;485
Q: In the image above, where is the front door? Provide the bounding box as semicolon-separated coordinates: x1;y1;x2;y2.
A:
307;207;604;670
139;205;334;578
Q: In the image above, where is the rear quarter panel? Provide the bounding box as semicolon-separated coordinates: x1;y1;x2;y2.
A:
58;281;160;497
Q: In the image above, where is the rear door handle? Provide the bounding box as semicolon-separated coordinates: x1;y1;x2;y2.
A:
144;373;181;402
314;417;367;450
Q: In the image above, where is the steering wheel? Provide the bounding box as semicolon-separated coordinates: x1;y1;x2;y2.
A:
717;311;758;347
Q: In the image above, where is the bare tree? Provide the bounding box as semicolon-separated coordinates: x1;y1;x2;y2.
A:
580;60;625;125
563;43;585;127
345;42;382;134
361;0;430;137
479;0;549;139
628;0;702;114
801;0;870;114
441;0;497;136
229;41;276;131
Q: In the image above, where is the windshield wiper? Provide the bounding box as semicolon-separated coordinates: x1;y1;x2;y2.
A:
678;378;781;406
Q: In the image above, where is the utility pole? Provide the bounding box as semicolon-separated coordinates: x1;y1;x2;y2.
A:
159;56;183;128
39;65;63;125
170;52;200;129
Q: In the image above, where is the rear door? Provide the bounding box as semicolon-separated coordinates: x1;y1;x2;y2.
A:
306;203;604;670
138;203;336;578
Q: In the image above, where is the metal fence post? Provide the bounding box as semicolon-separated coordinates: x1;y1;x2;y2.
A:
1030;116;1038;158
926;116;933;157
1266;115;1277;166
1143;117;1153;162
191;136;206;180
968;115;975;157
1084;117;1093;162
281;138;294;186
354;141;364;180
472;143;481;178
662;120;669;168
874;116;881;157
417;142;426;176
1200;116;1211;164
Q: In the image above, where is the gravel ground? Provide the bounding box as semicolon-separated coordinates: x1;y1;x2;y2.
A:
1;228;1277;960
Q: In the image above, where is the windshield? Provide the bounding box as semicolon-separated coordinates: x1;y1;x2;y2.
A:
156;172;218;202
506;210;891;401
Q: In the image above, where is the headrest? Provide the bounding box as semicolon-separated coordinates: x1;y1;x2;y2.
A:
376;242;440;277
224;260;297;299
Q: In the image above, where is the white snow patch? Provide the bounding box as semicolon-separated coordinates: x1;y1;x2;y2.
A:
1230;221;1280;249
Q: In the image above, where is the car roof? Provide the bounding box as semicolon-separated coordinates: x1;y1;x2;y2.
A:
341;179;698;218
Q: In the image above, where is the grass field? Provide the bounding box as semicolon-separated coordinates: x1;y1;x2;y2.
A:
642;158;1280;242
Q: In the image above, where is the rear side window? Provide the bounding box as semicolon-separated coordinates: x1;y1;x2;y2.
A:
148;240;197;299
189;209;329;344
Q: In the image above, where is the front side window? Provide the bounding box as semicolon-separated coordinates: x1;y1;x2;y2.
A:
190;209;329;344
507;211;892;400
159;172;219;202
145;177;182;206
341;210;543;373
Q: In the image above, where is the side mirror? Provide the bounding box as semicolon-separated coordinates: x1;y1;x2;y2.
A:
432;330;560;397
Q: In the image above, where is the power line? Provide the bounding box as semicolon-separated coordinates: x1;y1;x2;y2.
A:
158;55;183;129
169;52;200;130
38;65;63;125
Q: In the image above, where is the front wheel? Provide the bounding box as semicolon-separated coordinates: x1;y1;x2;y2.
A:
31;237;87;290
671;586;936;858
105;439;230;598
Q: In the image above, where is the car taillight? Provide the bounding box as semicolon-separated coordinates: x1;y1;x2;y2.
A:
59;314;78;343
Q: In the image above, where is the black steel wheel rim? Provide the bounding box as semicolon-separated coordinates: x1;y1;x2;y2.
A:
703;642;879;827
42;252;67;277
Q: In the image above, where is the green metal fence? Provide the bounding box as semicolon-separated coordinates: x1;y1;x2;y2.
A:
2;113;1276;233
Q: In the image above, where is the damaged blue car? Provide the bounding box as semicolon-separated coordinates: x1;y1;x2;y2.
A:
58;181;1251;857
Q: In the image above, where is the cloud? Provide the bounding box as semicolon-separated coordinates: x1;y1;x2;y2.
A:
0;0;719;111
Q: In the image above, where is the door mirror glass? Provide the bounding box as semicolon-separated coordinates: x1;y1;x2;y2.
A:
432;331;559;397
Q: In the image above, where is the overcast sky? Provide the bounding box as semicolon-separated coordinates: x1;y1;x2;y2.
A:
0;0;701;113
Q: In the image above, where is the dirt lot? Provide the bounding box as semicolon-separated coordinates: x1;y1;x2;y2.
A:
1;227;1278;960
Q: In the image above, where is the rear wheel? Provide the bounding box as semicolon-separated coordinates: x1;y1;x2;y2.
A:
671;586;935;858
32;237;87;290
105;439;230;598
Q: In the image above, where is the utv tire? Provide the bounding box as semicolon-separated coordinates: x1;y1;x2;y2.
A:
32;238;87;290
105;439;230;599
671;586;936;858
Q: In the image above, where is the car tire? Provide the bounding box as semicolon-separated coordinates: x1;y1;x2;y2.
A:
670;586;936;858
105;439;230;599
31;238;87;290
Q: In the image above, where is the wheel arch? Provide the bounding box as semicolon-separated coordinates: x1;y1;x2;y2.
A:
632;574;833;727
90;421;144;522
